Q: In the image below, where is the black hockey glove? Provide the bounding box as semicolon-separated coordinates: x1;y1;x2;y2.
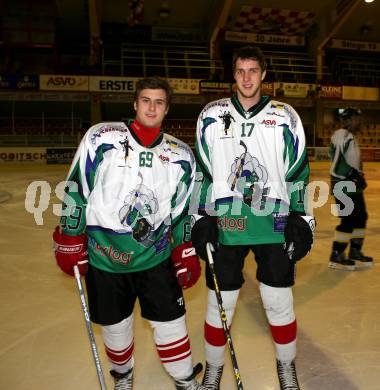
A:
191;216;218;261
347;168;367;190
284;212;316;262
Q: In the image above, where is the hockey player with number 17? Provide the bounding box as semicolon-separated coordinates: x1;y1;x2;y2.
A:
53;77;208;390
191;46;315;390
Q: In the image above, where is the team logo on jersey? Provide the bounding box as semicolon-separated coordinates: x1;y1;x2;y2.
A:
118;135;134;166
219;111;235;138
227;140;270;209
119;172;159;247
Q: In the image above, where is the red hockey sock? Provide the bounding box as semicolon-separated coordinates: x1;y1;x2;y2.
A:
270;320;297;345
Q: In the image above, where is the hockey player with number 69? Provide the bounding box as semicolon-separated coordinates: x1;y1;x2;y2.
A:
53;77;208;390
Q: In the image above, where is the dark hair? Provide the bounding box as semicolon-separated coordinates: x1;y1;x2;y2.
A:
232;46;267;73
134;77;173;106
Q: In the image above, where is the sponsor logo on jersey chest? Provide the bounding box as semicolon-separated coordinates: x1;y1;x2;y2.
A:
92;242;133;265
261;119;277;127
159;154;170;163
217;216;246;231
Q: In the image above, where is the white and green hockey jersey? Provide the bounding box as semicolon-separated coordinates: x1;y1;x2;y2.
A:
330;128;361;178
194;94;310;245
60;122;195;273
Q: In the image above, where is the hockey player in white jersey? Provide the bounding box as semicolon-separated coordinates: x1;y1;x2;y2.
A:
53;77;208;390
329;107;373;270
191;46;315;390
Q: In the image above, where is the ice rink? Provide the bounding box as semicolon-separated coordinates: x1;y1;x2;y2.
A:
0;162;379;390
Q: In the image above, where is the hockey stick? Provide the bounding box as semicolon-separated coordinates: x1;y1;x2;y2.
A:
231;140;248;191
206;243;244;390
73;265;107;390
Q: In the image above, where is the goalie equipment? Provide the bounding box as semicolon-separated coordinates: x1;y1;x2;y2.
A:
172;242;201;289
284;213;315;262
191;217;218;261
53;226;88;276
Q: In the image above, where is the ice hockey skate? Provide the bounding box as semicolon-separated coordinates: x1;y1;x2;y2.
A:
328;251;355;271
174;363;207;390
349;247;373;268
201;362;224;390
110;368;133;390
277;359;300;390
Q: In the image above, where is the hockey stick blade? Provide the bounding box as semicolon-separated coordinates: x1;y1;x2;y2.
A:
205;243;244;390
74;265;107;390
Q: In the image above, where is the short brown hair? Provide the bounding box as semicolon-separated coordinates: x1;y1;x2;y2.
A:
135;77;173;106
232;46;267;73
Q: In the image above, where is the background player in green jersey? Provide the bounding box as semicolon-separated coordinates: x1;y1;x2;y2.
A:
329;107;373;271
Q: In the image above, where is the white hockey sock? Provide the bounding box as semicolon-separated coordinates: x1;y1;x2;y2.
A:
204;288;239;366
351;228;365;239
102;314;134;374
150;315;193;380
259;283;297;362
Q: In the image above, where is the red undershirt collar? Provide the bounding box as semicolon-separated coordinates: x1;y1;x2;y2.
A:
130;119;161;147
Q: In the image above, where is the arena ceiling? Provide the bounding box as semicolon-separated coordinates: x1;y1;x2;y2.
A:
61;0;380;44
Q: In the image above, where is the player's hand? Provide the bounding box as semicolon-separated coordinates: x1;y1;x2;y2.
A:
53;226;88;276
284;213;316;262
191;216;218;260
172;242;201;289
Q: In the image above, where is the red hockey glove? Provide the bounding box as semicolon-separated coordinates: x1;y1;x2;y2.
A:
172;242;201;289
53;226;88;276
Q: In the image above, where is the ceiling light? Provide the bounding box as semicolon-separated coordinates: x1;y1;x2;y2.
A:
364;0;374;3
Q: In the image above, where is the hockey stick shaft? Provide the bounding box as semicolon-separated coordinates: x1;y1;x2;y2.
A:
231;140;248;191
206;243;244;390
74;265;107;390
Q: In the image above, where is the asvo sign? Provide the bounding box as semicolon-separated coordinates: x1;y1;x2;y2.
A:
40;75;88;91
47;77;77;86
